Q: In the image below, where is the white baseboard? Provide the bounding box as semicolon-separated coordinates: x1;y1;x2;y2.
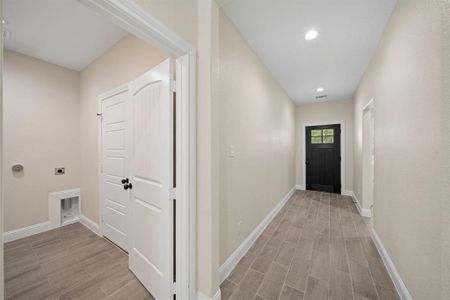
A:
80;214;101;236
197;289;221;300
370;228;412;300
3;214;101;243
219;186;296;284
341;190;353;197
295;184;305;190
3;221;53;243
347;191;372;218
361;208;372;218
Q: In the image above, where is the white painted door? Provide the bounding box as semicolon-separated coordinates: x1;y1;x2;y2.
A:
128;59;173;300
101;86;130;252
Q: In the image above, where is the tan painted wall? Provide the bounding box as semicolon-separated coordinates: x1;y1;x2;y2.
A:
1;6;5;295
134;0;198;47
442;1;450;299
352;1;445;298
218;9;296;264
295;100;354;192
3;50;80;231
79;35;167;223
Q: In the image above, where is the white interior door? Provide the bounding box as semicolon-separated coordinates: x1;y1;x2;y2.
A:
101;86;130;252
128;59;173;300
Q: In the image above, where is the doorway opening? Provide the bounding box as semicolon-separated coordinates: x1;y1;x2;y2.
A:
362;99;375;217
2;0;196;299
305;124;342;193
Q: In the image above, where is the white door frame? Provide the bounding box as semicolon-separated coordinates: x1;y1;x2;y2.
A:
362;98;374;217
83;1;197;299
302;121;346;194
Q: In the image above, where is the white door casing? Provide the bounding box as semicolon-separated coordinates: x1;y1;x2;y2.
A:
362;99;375;213
100;86;130;252
128;59;173;299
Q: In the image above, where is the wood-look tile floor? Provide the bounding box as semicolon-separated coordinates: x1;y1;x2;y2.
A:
221;190;400;300
4;222;154;300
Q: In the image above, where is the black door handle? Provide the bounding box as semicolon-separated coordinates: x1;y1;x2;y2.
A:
121;178;129;184
124;183;133;190
306;161;310;166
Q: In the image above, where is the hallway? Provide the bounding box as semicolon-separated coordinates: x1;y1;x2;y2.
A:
221;191;399;300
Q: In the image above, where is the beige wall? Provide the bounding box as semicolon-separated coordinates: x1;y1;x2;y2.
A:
443;1;450;298
3;50;80;231
79;35;167;223
352;1;445;298
295;100;353;192
1;7;5;295
218;9;296;264
134;0;198;47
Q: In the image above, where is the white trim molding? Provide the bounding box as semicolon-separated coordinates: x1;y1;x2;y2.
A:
370;228;412;300
348;191;372;218
341;190;353;197
362;98;375;114
80;214;101;236
302;121;346;193
197;289;222;300
296;185;305;191
219;186;296;283
3;221;53;243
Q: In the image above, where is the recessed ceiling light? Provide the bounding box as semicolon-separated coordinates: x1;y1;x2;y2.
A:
305;29;318;40
2;20;7;24
316;87;324;92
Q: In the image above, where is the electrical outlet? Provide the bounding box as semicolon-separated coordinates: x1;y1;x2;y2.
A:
55;167;65;175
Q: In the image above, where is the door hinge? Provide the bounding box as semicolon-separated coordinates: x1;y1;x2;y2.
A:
170;188;178;200
170;80;177;92
171;282;177;295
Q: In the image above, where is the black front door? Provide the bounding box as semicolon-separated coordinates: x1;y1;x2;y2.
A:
306;124;341;194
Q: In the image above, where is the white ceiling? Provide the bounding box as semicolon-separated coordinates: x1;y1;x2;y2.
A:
3;0;128;71
221;0;396;104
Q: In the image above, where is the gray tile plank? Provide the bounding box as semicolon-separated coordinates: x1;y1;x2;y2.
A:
279;284;304;300
257;262;289;300
4;222;153;300
223;191;400;300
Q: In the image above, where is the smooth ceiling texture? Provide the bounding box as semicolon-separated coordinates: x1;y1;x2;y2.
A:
221;0;396;104
3;0;127;71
